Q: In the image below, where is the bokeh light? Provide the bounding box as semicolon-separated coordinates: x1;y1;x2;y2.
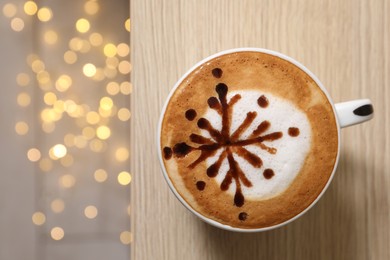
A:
16;73;30;86
15;121;29;135
17;92;31;107
51;227;64;241
106;81;120;95
94;169;108;183
115;147;129;162
37;7;53;22
117;43;130;57
55;74;72;92
32;212;46;226
60;174;76;188
117;171;132;186
2;3;16;18
51;199;65;213
44;30;58;45
118;60;131;74
84;205;98;219
125;18;130;32
76;18;90;33
11;17;25;32
24;1;38;16
120;231;133;244
104;43;117;57
64;50;78;64
84;1;99;15
83;63;97;77
27;148;41;162
118;108;131;121
120;81;132;95
96;125;111;140
89;32;103;46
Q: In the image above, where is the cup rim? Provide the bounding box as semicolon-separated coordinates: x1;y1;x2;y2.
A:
157;47;341;232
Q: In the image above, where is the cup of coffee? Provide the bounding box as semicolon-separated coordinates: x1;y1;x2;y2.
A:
157;48;373;232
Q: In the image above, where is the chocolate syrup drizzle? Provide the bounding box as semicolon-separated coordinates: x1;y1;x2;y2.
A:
164;68;301;220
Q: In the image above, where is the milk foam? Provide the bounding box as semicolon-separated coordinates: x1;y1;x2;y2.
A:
202;90;311;200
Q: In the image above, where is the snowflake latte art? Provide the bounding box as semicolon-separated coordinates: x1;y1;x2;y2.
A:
160;51;338;229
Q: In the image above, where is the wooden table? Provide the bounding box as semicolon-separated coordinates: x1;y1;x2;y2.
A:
131;1;390;259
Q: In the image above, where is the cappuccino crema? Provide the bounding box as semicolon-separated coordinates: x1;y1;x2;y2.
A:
160;51;338;229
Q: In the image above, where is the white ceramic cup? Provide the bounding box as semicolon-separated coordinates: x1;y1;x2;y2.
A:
157;48;374;232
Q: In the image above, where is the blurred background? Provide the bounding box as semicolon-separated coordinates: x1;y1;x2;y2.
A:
0;0;131;259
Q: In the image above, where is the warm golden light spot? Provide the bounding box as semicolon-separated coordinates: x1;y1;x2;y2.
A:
55;74;72;92
27;148;41;162
106;81;120;95
44;30;58;45
84;1;99;15
52;144;67;159
36;71;51;85
41;108;62;123
115;147;129;162
15;121;29;135
44;92;57;105
24;1;38;15
120;231;133;245
79;40;91;53
99;107;114;118
106;57;119;68
83;63;96;77
117;43;130;57
3;3;17;17
60;154;74;167
76;18;90;33
64;134;75;147
82;126;95;140
118;108;131;121
84;205;98;219
89;32;103;46
103;43;117;57
32;212;46;226
103;67;117;79
53;100;65;113
11;18;25;32
125;18;130;32
120;81;132;95
64;50;77;64
26;53;39;66
17;92;31;107
89;139;105;152
37;7;53;22
74;135;87;148
60;174;75;188
69;37;83;51
86;111;100;125
118;60;131;74
51;199;65;213
39;158;53;172
16;73;30;86
100;97;113;110
31;59;45;73
64;100;77;115
51;227;64;241
117;171;132;185
92;67;105;81
94;169;107;183
96;125;111;140
42;122;56;133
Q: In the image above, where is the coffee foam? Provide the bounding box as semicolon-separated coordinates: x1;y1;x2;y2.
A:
202;90;311;200
160;51;338;229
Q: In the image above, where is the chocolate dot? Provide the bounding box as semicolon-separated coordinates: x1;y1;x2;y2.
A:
215;83;228;96
172;142;193;157
263;169;274;179
211;68;223;78
196;181;206;191
257;95;269;108
163;147;172;160
185;109;197;121
238;212;248;221
207;97;219;108
288;127;300;137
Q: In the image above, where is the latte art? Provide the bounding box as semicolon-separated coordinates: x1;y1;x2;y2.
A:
160;51;338;228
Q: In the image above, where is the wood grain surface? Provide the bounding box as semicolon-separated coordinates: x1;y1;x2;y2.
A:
131;0;389;259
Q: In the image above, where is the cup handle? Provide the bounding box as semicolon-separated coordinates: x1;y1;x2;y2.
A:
334;99;374;128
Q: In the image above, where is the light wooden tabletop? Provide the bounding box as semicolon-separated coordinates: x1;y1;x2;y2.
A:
131;0;389;259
